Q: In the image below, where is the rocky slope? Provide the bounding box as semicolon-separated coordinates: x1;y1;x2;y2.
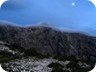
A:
0;24;96;72
2;57;91;72
0;41;90;72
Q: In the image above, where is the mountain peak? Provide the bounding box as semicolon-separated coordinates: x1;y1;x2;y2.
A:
37;22;51;27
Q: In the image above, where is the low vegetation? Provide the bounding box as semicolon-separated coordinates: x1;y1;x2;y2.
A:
48;62;63;68
0;51;19;63
0;44;91;72
66;61;88;72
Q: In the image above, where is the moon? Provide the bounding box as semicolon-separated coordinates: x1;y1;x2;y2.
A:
89;0;96;7
72;2;75;6
0;0;7;8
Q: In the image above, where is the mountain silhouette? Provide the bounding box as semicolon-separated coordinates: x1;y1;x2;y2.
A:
0;23;96;72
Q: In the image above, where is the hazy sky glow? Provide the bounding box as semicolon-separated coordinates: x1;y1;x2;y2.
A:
0;0;96;36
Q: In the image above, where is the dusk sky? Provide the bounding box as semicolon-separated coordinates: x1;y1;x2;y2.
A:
0;0;96;36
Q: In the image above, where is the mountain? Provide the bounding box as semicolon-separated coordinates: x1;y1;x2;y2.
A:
0;23;96;72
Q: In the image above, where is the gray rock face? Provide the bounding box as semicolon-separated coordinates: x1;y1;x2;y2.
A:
2;57;90;72
0;24;96;67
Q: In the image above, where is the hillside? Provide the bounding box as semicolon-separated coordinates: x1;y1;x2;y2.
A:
0;24;96;72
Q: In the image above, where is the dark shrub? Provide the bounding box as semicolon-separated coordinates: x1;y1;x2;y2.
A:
66;61;88;72
48;62;63;69
51;68;69;72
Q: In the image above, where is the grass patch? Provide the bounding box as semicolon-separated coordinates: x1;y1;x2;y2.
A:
54;55;78;62
6;43;50;59
0;51;20;63
48;62;70;72
51;68;69;72
48;62;63;69
66;61;88;72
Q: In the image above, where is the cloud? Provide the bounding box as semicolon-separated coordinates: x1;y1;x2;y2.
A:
0;0;96;36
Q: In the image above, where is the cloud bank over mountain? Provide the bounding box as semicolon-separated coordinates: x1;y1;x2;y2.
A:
0;0;96;36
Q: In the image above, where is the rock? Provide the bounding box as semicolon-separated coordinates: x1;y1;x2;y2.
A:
0;23;96;71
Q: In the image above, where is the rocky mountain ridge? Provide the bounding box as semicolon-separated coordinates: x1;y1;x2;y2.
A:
0;24;96;72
